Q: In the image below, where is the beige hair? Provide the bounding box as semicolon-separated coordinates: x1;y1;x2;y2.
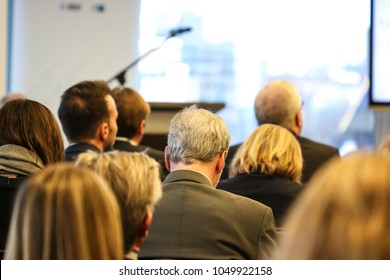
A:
74;150;162;253
5;163;123;259
167;105;230;164
279;152;390;259
230;124;302;182
254;80;302;131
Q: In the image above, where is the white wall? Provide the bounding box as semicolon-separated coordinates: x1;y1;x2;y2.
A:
8;0;140;115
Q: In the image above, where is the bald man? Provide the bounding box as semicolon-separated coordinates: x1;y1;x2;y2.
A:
222;80;339;183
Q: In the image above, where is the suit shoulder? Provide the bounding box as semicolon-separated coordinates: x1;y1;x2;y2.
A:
298;136;339;155
217;188;270;211
143;146;164;156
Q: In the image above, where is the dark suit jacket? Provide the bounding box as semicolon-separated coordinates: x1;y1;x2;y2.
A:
64;143;100;162
217;173;304;227
222;135;339;183
113;139;168;180
139;170;278;260
0;176;25;259
296;135;340;183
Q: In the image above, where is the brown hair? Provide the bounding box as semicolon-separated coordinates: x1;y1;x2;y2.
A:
0;99;64;164
110;86;151;138
58;80;111;142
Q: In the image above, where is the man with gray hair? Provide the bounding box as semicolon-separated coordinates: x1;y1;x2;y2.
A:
139;105;278;260
222;80;340;183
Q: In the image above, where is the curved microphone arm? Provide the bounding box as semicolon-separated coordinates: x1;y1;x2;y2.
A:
107;37;169;85
107;27;192;85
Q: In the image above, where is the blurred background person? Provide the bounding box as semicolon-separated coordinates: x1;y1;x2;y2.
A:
222;80;339;183
278;153;390;259
5;163;123;259
0;99;64;259
75;150;162;259
110;86;168;179
0;92;26;108
217;124;304;227
140;105;278;260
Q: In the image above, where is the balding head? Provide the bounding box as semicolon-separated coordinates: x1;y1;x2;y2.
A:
254;80;303;135
0;93;26;108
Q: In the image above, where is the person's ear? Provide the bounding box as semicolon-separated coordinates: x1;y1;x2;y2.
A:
137;120;146;137
99;122;109;140
295;111;303;134
131;213;153;253
164;146;171;171
216;150;227;174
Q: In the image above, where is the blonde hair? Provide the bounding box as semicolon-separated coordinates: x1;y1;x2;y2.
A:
279;153;390;259
74;150;162;253
230;124;302;183
5;163;123;259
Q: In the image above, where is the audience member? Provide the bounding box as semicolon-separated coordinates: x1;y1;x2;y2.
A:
0;92;26;108
278;153;390;259
217;124;304;227
5;163;123;259
110;86;168;179
58;80;118;161
74;150;162;259
139;105;278;260
222;80;340;183
0;99;64;258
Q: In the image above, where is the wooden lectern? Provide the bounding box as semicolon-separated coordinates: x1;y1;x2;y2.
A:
142;102;225;151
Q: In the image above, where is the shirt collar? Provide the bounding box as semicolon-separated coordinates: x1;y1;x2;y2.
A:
115;136;138;146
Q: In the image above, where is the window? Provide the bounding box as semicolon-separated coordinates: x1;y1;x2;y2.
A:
137;0;373;155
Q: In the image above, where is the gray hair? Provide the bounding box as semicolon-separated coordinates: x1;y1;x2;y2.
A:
74;150;162;253
167;105;230;164
254;80;302;130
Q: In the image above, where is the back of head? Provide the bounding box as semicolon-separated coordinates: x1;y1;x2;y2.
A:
110;86;151;138
0;93;26;108
167;105;230;164
74;150;162;253
58;80;111;142
230;124;302;182
0;99;64;164
254;80;302;131
279;152;390;259
5;163;123;259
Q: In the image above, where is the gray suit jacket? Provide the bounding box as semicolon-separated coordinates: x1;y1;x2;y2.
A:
139;170;278;260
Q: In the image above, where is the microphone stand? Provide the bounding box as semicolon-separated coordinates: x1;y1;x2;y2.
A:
107;36;171;85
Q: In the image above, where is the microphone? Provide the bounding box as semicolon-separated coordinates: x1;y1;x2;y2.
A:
108;27;192;85
169;27;192;37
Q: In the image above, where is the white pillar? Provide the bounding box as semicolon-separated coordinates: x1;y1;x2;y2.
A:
0;0;7;97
